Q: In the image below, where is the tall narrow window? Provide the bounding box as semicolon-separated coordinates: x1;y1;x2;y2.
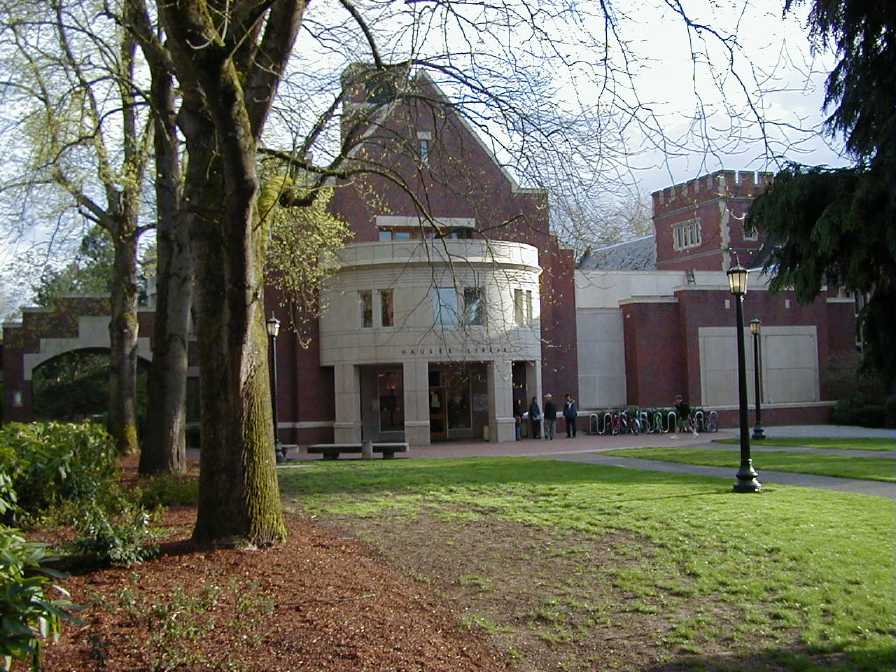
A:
525;290;533;325
514;289;525;326
432;287;459;328
380;289;394;327
359;290;372;328
463;287;484;326
419;138;430;164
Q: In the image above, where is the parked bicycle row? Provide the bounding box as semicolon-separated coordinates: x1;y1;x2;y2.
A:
586;407;719;435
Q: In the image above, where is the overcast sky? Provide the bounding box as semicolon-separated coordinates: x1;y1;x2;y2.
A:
0;0;850;314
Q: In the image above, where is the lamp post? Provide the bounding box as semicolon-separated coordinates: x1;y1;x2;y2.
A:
266;314;284;463
727;263;761;492
750;318;766;440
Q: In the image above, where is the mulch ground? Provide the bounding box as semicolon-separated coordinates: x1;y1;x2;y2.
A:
42;506;511;672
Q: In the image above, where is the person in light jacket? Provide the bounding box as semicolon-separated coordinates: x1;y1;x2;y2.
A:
528;396;541;439
563;393;578;438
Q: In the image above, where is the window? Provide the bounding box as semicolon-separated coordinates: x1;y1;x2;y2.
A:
377;369;404;432
419;138;430;164
672;219;702;251
463;288;484;326
378;229;393;241
359;290;372;328
743;223;759;241
514;289;525;326
393;230;411;240
432;287;459;328
525;290;533;325
380;289;394;327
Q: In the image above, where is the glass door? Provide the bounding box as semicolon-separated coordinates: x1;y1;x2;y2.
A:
429;388;447;440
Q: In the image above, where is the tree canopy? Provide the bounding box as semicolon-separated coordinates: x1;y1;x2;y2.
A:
750;2;896;387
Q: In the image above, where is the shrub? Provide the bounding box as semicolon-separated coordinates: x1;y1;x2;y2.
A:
0;525;75;672
0;422;118;520
138;474;198;509
72;501;157;567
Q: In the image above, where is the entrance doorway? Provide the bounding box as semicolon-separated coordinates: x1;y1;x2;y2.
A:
427;363;487;442
429;387;447;440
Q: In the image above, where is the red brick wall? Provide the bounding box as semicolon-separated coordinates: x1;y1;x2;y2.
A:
621;302;686;406
2;298;157;423
653;170;771;272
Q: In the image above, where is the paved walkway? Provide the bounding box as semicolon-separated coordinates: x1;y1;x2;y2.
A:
759;424;896;439
554;453;896;499
695;443;896;459
272;424;896;499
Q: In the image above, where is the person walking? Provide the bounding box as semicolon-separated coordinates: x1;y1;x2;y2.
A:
563;393;578;438
528;396;542;439
514;398;525;440
543;393;557;440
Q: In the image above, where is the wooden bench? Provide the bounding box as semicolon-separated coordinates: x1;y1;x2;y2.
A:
306;442;409;460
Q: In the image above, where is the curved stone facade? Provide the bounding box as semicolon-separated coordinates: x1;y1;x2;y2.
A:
319;239;544;445
320;239;542;366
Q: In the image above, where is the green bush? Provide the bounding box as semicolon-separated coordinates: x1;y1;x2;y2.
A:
73;501;157;567
0;422;118;520
138;474;198;509
0;525;75;672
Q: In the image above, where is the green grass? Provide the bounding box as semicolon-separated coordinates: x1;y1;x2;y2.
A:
604;447;896;482
279;458;896;670
714;437;895;451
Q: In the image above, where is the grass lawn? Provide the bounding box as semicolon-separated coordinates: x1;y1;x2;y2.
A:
279;458;895;671
604;448;896;482
714;437;895;451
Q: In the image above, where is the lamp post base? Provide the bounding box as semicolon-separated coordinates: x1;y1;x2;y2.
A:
752;425;766;440
733;459;762;492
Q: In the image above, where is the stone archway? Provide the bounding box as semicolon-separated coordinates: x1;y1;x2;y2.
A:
1;297;154;423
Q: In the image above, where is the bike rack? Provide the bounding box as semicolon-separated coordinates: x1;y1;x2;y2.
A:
589;413;599;435
693;409;705;432
667;411;678;433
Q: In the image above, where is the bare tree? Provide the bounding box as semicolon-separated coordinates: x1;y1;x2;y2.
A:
0;0;152;454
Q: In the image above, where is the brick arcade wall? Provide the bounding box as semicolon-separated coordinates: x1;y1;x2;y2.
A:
2;297;156;423
619;287;858;423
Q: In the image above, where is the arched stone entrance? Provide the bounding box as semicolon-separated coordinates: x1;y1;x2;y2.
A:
1;297;154;423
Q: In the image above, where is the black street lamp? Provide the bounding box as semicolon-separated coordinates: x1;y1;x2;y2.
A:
750;318;766;441
727;262;761;493
266;314;285;463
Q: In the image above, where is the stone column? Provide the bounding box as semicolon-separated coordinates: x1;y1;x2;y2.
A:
525;359;543;408
333;363;362;442
403;359;430;446
487;359;516;443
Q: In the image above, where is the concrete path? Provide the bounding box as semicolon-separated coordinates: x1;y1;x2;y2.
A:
554;453;896;499
688;443;896;459
760;425;896;440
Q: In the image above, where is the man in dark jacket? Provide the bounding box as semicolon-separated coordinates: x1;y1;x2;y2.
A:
563;393;578;438
528;396;541;439
543;393;557;440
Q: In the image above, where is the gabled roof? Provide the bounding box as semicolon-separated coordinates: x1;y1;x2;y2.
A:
577;235;657;270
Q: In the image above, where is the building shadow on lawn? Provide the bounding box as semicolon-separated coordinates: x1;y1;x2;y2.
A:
645;645;896;672
278;457;736;499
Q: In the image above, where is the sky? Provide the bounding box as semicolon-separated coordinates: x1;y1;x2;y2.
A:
0;0;850;316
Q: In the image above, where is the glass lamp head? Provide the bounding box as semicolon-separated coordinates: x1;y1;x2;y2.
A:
266;314;281;338
727;263;749;296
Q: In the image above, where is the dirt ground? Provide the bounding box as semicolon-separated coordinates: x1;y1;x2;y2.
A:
42;506;510;672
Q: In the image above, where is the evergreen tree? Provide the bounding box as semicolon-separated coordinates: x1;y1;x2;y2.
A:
750;2;896;387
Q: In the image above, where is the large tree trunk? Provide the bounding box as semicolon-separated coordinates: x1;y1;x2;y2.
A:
181;101;286;546
107;223;141;455
141;69;191;475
